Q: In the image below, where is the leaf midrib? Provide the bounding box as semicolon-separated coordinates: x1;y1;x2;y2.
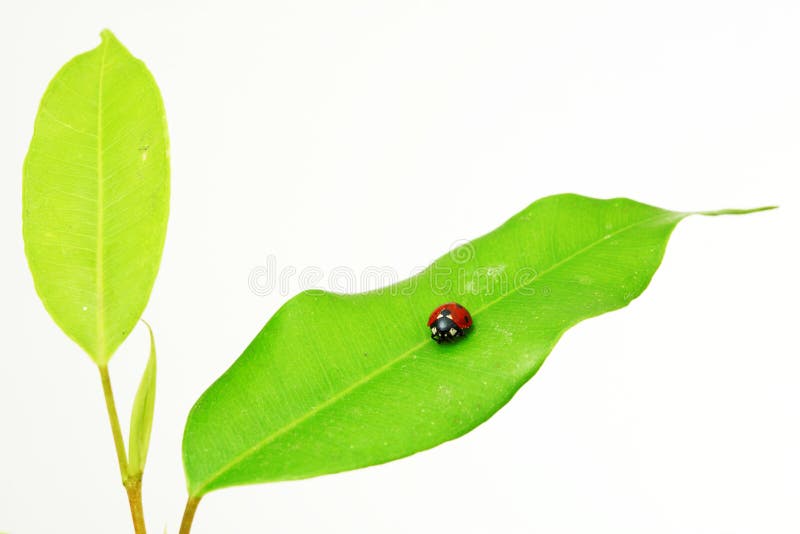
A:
193;210;678;495
95;36;109;361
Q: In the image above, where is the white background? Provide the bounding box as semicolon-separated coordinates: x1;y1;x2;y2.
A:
1;1;799;533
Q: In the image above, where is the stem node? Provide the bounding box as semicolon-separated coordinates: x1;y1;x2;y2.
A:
99;365;147;534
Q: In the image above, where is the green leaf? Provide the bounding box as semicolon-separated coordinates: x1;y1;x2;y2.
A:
23;29;169;365
182;194;773;497
128;321;157;478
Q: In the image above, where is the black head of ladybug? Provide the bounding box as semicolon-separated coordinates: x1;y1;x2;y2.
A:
427;302;473;343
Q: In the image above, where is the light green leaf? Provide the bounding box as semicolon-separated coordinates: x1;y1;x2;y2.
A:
128;321;157;478
23;29;169;364
182;194;773;497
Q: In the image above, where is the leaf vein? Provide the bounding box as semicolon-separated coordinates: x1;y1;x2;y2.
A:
40;108;97;138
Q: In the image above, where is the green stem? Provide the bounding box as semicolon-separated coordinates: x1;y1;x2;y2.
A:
99;365;128;477
179;496;202;534
99;365;147;534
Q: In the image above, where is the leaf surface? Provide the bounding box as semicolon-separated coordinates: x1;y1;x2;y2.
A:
128;321;157;477
182;194;772;496
23;30;169;364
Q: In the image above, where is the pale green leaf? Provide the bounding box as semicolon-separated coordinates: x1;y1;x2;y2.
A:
128;321;157;478
23;29;169;364
182;194;773;497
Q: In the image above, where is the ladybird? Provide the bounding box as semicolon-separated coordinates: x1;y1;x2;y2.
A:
427;302;473;343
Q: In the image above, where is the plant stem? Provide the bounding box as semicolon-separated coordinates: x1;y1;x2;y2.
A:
179;496;202;534
99;365;147;534
125;477;147;533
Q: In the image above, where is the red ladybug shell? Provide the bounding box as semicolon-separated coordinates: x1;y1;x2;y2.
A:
427;302;473;329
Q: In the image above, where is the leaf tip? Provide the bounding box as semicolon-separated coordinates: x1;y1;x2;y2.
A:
141;318;155;344
98;28;130;56
99;28;117;43
696;205;778;217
